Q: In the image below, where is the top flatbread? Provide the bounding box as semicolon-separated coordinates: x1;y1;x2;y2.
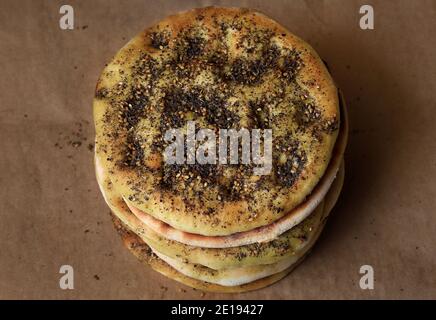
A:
94;6;340;236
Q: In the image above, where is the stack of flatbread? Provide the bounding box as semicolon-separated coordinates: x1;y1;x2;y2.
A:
93;7;348;292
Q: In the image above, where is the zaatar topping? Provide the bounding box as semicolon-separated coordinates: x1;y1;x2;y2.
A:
149;31;170;49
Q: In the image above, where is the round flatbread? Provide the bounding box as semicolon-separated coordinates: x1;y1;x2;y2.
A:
148;208;326;286
112;215;305;293
94;6;340;236
109;164;343;291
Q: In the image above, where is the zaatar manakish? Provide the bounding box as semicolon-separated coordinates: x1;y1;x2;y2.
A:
94;7;348;292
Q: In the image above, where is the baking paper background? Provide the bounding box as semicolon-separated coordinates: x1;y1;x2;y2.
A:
1;0;435;299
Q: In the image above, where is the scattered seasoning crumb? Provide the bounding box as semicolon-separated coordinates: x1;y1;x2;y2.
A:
84;229;90;233
82;25;88;30
87;143;94;152
24;114;28;118
72;141;82;148
93;274;100;280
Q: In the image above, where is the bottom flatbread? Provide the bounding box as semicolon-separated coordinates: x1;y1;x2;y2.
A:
112;215;306;293
148;212;324;286
109;164;344;292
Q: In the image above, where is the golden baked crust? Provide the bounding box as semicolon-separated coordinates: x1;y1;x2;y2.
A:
94;6;340;236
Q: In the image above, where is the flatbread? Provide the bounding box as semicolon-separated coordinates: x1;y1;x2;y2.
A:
112;215;305;293
94;6;340;236
148;206;326;286
109;164;343;291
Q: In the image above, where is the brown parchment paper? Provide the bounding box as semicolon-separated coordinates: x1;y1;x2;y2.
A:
1;0;436;299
